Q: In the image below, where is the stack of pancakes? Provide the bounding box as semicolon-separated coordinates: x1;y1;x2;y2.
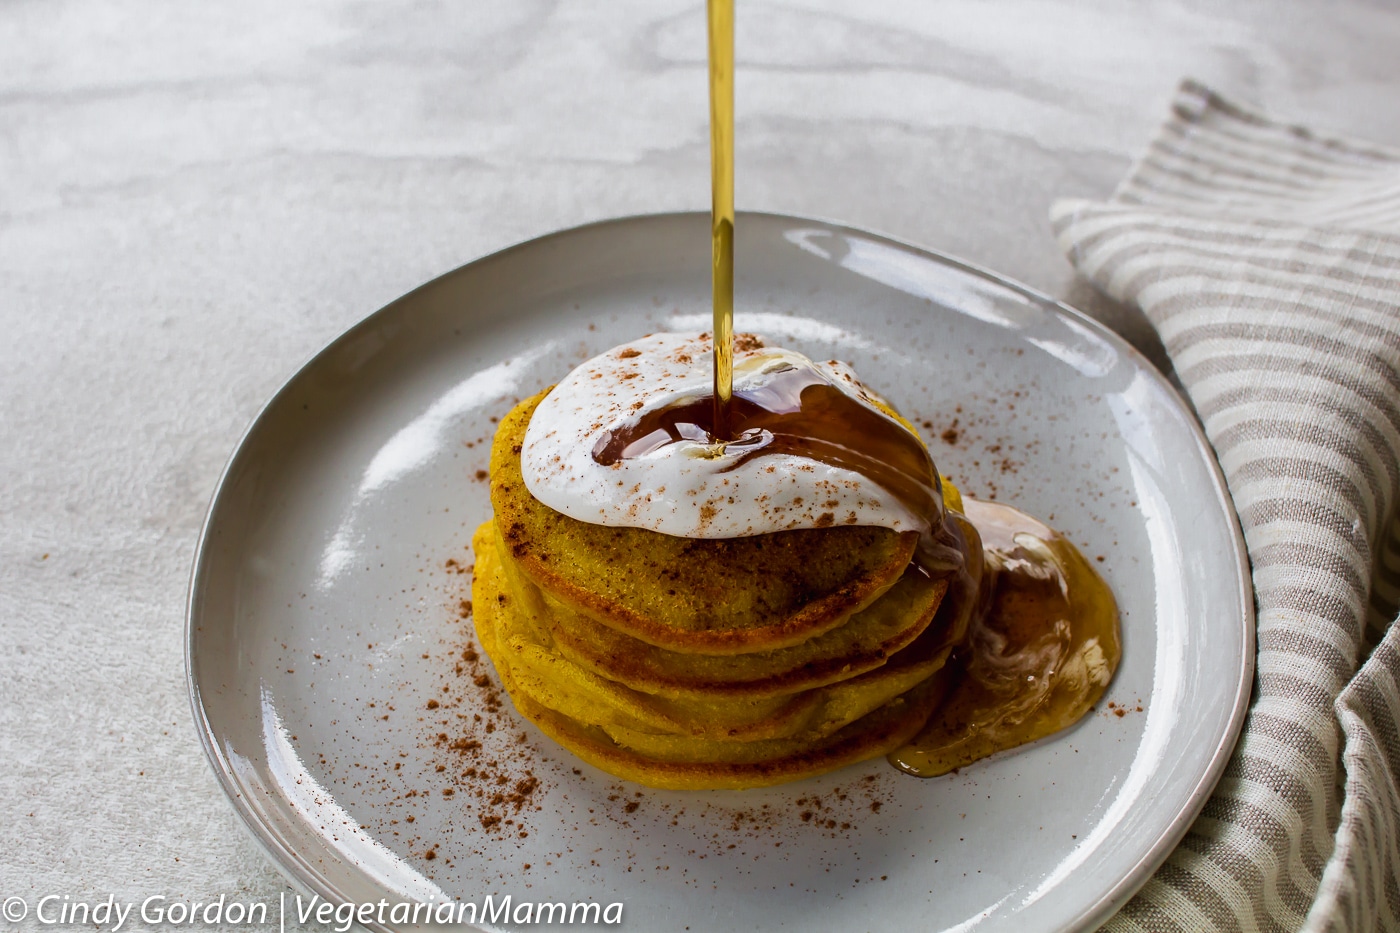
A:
471;391;970;790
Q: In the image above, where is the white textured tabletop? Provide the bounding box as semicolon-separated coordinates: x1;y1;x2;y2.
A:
4;0;1399;923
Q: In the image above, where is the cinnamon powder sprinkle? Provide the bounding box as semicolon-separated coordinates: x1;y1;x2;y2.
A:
426;620;546;838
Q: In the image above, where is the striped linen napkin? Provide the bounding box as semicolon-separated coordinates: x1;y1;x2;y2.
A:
1051;80;1400;933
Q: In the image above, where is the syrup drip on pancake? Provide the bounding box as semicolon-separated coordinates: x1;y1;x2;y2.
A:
521;334;927;539
889;499;1120;777
589;362;1119;776
592;360;962;574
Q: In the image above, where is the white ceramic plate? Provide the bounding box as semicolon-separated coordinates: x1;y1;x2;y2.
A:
188;212;1252;933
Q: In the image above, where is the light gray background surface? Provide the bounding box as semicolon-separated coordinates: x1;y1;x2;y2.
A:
4;0;1399;918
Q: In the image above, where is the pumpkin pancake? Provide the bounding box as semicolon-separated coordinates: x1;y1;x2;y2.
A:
501;680;946;791
517;678;945;790
490;392;919;654
491;521;951;699
473;522;955;743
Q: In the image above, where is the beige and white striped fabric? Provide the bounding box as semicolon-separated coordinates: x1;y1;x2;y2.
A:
1050;80;1400;933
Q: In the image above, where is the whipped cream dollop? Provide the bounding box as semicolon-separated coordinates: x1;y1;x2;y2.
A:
520;332;926;538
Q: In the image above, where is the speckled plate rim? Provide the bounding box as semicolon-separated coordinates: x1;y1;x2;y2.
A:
186;210;1255;933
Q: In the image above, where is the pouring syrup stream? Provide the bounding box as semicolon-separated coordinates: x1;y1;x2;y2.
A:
707;0;735;441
